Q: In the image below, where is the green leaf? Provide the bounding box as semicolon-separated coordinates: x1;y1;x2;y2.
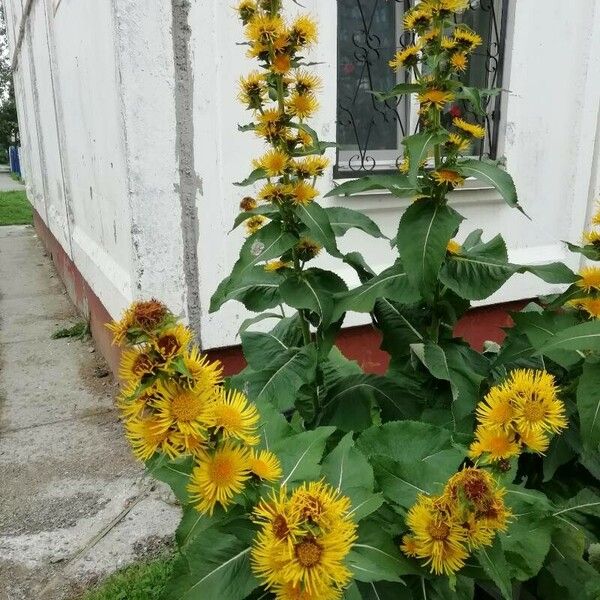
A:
233;167;267;186
326;207;385;238
554;488;600;541
163;527;257;600
439;234;519;300
332;262;420;321
354;581;411;600
577;358;600;453
344;251;377;283
523;262;579;284
209;266;284;313
370;82;422;101
325;173;416;198
457;158;523;213
231;205;278;231
566;241;600;261
537;559;600;600
402;131;448;185
272;426;335;486
536;320;600;353
236;344;318;411
475;538;513;600
280;268;348;328
295;201;341;258
397;199;463;300
146;454;194;505
240;315;303;370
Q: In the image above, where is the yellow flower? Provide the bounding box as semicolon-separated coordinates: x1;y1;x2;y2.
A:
272;52;292;74
453;117;486;139
584;230;600;246
570;297;600;319
445;467;496;510
153;324;193;363
400;534;419;557
172;431;208;457
211;388;260;445
106;306;134;345
259;182;293;204
577;266;600;292
273;581;341;600
405;494;469;576
389;45;421;70
129;299;170;331
404;7;432;31
181;346;224;391
265;260;292;272
253;486;303;544
238;71;266;108
124;416;180;461
461;513;495;550
295;70;322;94
289;15;318;47
236;0;257;24
446;133;471;152
251;530;290;588
240;196;258;211
293;156;329;178
287;92;319;119
450;51;469;72
420;27;441;45
256;108;287;142
446;239;462;255
295;238;321;261
453;28;483;51
593;209;600;226
249;449;282;482
509;369;567;435
245;13;284;45
117;384;160;419
188;442;251;514
468;426;521;462
292;181;319;205
424;0;470;14
245;215;267;235
118;346;157;385
254;149;290;176
153;380;214;437
476;491;511;533
419;89;455;110
431;169;465;187
519;428;550;454
441;37;458;51
476;385;515;431
290;481;352;529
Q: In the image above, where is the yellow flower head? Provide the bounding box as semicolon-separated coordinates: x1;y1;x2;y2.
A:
256;108;287;142
259;182;293;204
289;15;318;47
153;323;193;363
389;45;421;70
446;133;471;153
211;388;260;445
287;92;319;119
476;384;516;431
124;415;180;461
508;369;567;435
519;428;550;454
404;7;433;31
420;27;441;45
570;297;600;320
441;37;458;51
593;209;600;226
253;486;304;544
450;51;469;72
419;89;455;110
446;239;462;255
265;260;292;272
271;52;293;75
273;581;341;600
118;346;157;385
294;156;329;178
577;266;600;292
475;491;511;533
153;380;214;438
295;238;321;261
445;467;496;510
245;13;284;45
172;431;208;457
290;481;352;529
400;534;419;557
238;71;266;108
240;196;258;211
453;27;483;51
254;149;290;177
245;215;268;235
188;442;251;515
107;306;135;346
584;230;600;246
453;117;486;139
431;169;465;187
237;0;257;24
460;513;495;550
292;181;319;205
181;346;223;391
249;449;282;482
295;70;322;94
468;426;520;462
118;384;160;419
404;494;469;576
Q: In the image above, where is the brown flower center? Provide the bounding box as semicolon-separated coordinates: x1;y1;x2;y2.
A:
157;334;180;357
427;520;450;541
133;299;167;329
295;538;322;568
133;353;154;375
272;515;290;540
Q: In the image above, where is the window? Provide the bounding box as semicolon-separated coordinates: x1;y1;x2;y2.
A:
336;0;509;176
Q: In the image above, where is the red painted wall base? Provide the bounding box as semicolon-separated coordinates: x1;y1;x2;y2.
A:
33;208;527;379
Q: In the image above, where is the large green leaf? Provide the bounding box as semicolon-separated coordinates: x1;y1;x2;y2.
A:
439;234;519;300
537;558;600;599
523;262;579;284
457;158;523;213
295;201;341;257
577;358;600;453
332;262;420;321
566;241;600;261
375;299;424;360
326;206;385;238
146;454;194;505
280;268;348;328
164;526;257;600
240;315;303;370
233;167;267;186
210;266;285;313
402;131;448;185
325;173;416;198
475;538;513;600
397;199;463;300
537;321;600;353
370;82;422;101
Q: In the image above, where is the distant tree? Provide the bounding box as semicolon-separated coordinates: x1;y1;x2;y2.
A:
0;5;18;163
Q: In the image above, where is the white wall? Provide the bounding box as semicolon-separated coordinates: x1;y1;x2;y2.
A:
5;0;600;351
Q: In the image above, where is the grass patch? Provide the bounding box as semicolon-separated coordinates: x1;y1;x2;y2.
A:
0;190;32;225
51;321;89;340
80;555;175;600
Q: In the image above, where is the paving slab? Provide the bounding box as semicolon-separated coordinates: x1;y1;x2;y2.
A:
0;226;180;600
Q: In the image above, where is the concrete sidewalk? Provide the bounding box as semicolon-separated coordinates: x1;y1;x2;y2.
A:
0;226;180;600
0;169;25;192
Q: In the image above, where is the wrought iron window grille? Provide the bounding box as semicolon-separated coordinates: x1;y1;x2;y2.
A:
335;0;509;177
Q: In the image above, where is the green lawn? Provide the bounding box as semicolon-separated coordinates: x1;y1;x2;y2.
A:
79;556;175;600
0;190;32;225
